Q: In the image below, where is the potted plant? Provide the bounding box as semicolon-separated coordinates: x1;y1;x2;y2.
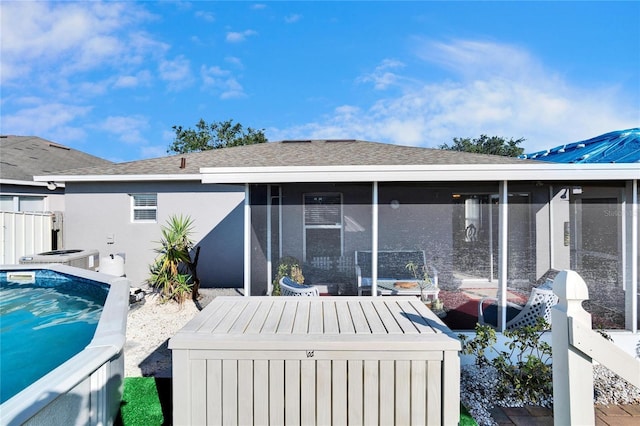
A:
406;261;443;312
272;256;305;296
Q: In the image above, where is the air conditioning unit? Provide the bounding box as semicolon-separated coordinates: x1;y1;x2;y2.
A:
19;249;100;272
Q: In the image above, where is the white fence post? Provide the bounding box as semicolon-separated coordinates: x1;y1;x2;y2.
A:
551;270;594;425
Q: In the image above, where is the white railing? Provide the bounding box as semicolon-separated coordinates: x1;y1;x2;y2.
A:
551;270;640;425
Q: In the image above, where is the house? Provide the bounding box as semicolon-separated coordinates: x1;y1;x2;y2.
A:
0;136;112;261
0;135;112;213
35;139;638;334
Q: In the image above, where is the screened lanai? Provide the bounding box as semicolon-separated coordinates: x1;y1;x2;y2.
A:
201;157;638;332
244;180;637;331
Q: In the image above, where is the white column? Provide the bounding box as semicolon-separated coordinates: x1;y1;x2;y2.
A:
626;180;638;331
498;181;508;330
266;184;273;295
372;182;379;297
244;184;251;296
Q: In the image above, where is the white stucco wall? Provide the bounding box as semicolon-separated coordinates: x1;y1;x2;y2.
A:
64;181;245;288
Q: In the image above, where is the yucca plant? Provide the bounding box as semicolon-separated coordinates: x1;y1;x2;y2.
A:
148;215;200;303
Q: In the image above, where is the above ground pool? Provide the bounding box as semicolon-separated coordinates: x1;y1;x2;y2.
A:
0;265;129;426
1;269;108;403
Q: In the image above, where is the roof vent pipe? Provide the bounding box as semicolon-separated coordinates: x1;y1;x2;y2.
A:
180;157;186;169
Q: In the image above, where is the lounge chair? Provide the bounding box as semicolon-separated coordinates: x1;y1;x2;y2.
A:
279;276;320;296
478;285;559;330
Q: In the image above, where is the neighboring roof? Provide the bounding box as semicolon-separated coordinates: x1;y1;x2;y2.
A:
35;139;638;184
0;136;112;183
521;128;640;163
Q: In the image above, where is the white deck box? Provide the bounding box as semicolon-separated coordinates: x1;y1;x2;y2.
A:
169;296;461;425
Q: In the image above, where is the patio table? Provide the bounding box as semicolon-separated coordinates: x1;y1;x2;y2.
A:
375;279;440;300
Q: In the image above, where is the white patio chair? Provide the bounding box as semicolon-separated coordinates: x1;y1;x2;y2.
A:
478;286;559;330
279;276;320;296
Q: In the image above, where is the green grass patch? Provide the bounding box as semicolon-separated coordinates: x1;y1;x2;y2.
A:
116;377;165;426
460;402;478;426
116;376;475;425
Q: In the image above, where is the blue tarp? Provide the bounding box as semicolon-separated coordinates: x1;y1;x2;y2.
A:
521;128;640;163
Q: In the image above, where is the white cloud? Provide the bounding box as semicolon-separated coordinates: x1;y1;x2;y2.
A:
225;56;244;68
158;56;193;89
201;65;246;99
0;2;150;83
195;10;215;22
416;39;544;83
113;70;152;89
1;103;92;140
98;115;149;144
272;39;639;152
226;30;258;43
285;14;302;24
357;59;408;90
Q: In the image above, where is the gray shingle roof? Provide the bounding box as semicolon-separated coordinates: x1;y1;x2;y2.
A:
49;139;533;177
0;136;112;181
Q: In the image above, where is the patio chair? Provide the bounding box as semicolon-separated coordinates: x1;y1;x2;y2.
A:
477;286;559;330
279;276;320;296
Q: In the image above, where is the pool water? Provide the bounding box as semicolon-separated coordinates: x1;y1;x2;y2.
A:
0;270;108;403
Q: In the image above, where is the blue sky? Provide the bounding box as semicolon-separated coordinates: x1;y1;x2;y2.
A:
1;1;638;162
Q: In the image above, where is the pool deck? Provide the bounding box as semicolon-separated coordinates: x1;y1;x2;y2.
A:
491;404;640;425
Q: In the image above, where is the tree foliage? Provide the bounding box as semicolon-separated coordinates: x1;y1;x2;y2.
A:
168;119;268;154
438;135;526;157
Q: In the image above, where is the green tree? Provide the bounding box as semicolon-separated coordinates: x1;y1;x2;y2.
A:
438;135;525;157
168;119;268;154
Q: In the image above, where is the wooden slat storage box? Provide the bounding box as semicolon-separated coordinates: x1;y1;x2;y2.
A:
169;296;461;425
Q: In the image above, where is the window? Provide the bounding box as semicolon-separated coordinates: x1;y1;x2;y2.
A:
0;195;16;212
0;195;45;212
20;197;45;212
303;193;343;260
131;194;157;222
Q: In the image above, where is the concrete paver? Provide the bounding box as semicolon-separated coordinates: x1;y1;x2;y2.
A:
490;404;640;426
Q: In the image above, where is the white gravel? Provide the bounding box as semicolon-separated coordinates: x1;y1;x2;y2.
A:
461;363;640;426
125;289;640;425
124;287;242;377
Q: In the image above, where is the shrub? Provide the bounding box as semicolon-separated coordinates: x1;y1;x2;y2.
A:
148;215;198;303
459;317;553;405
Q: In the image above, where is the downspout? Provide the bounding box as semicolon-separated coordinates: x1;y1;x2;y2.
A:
244;184;251;296
372;181;379;297
498;181;509;330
